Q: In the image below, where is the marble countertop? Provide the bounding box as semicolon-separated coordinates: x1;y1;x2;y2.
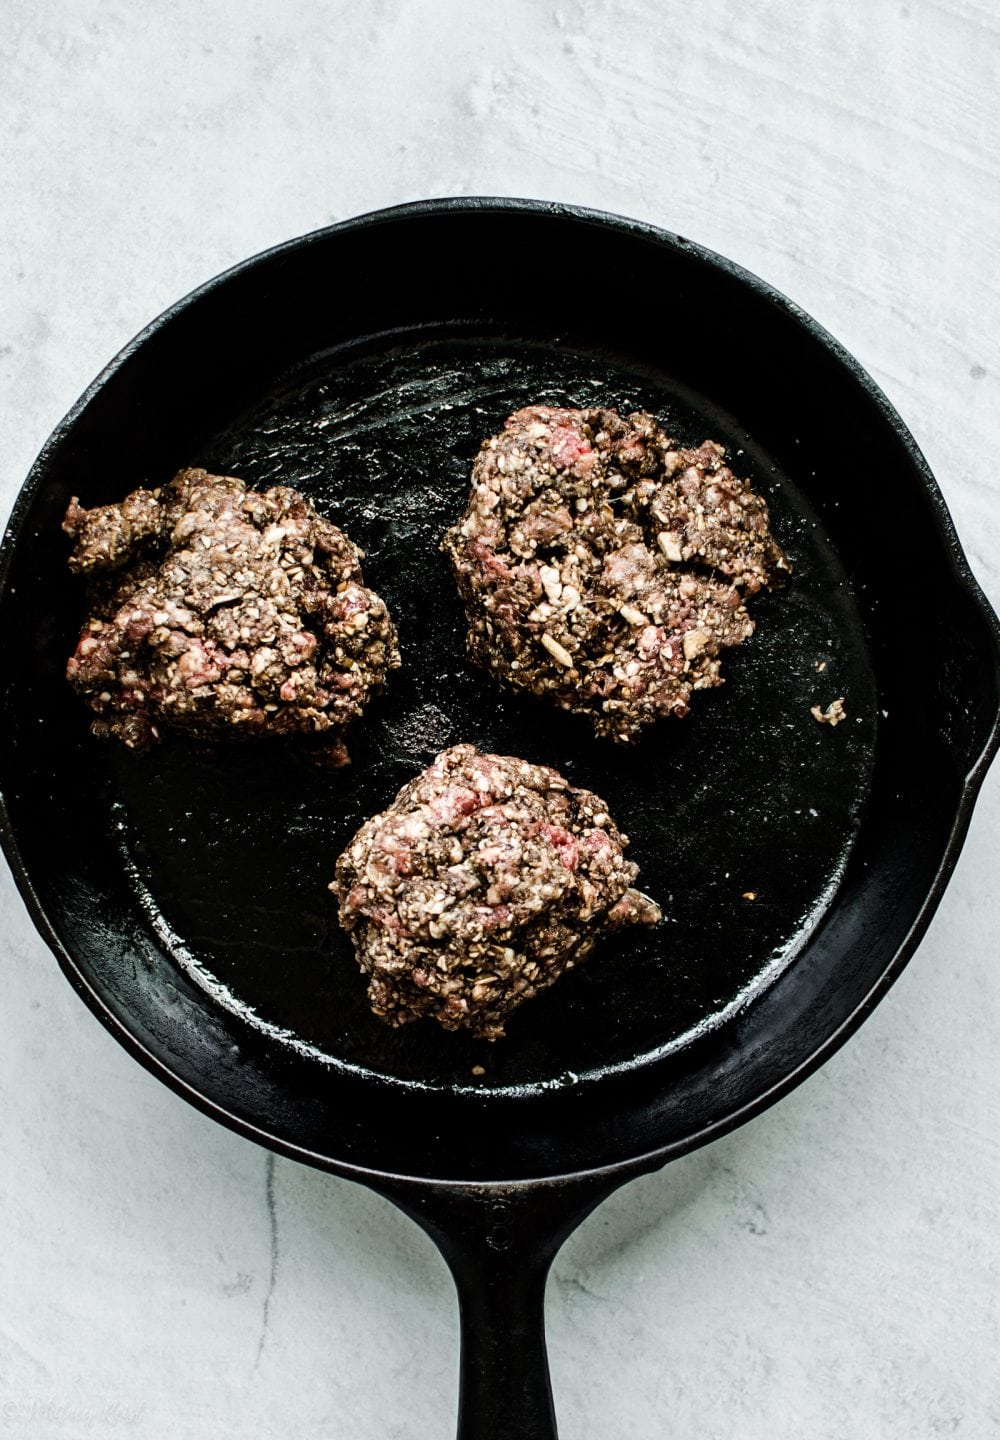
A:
2;1;999;1436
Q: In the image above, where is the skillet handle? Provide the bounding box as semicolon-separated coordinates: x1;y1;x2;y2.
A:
449;1224;556;1440
377;1175;622;1440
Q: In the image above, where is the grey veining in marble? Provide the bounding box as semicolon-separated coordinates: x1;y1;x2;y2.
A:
2;1;999;1436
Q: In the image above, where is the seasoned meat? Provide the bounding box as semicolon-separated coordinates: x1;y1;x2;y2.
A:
332;744;661;1039
64;468;400;761
442;406;789;743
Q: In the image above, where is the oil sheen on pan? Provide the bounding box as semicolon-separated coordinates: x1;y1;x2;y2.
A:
105;334;877;1093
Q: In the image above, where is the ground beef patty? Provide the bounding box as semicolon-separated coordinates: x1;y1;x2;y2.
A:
64;468;400;761
332;744;661;1039
442;406;789;743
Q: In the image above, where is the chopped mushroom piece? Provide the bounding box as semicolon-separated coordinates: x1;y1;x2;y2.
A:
442;406;789;743
811;697;847;726
331;744;661;1039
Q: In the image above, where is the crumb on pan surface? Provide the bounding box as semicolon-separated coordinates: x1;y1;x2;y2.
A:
63;468;400;760
331;744;661;1039
811;697;847;726
442;405;789;743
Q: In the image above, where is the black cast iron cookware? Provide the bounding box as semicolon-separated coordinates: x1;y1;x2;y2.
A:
2;200;999;1439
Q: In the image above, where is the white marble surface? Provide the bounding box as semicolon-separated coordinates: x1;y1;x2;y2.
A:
2;1;1000;1436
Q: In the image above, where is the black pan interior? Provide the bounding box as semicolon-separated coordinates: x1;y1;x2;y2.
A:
108;336;875;1088
2;202;997;1181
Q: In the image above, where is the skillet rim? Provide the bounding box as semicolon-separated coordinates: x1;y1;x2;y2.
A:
2;195;999;1192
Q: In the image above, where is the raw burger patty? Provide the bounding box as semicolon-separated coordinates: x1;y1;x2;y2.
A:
442;406;789;743
332;744;661;1039
64;468;400;761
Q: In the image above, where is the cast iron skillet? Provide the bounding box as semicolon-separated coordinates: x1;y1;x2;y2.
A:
2;199;999;1438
